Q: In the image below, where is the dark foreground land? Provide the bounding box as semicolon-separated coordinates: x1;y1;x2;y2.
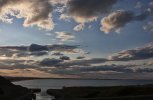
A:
2;76;153;100
0;76;41;100
47;85;153;100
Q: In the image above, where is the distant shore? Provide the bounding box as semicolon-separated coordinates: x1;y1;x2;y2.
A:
5;76;153;82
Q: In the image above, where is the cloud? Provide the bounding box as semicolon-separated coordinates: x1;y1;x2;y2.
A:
13;51;48;57
144;22;153;32
59;58;108;67
0;44;81;59
135;1;144;9
148;1;153;13
0;58;37;70
101;6;153;33
67;0;117;23
0;46;27;57
28;44;49;52
74;64;133;73
28;44;80;53
73;23;85;31
49;64;135;75
52;52;64;56
76;56;85;59
0;68;58;78
49;0;68;5
135;1;153;30
0;0;54;30
135;68;153;73
40;58;63;66
147;61;153;66
60;56;70;60
100;10;134;33
0;0;152;32
56;32;75;42
60;0;118;32
60;14;71;21
109;43;153;61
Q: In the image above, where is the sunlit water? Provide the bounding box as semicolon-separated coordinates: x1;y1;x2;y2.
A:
13;79;153;100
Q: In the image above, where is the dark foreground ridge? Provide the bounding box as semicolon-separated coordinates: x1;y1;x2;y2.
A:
47;85;153;100
0;76;41;100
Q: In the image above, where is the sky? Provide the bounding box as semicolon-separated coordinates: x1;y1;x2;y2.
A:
0;0;153;79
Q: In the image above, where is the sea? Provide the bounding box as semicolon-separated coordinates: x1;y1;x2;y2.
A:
13;79;153;100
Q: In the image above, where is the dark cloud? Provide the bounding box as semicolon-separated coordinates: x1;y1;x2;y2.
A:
40;58;63;66
48;44;79;53
136;68;153;73
1;42;153;78
60;56;70;60
74;65;133;73
67;0;117;23
49;64;135;75
29;44;79;53
0;44;49;57
29;51;49;56
76;56;85;59
0;59;37;70
109;43;153;61
14;51;48;57
0;44;80;58
0;46;27;57
0;46;27;51
28;44;49;52
134;12;150;21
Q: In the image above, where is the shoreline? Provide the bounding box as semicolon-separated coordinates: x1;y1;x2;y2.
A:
2;76;153;100
5;76;153;82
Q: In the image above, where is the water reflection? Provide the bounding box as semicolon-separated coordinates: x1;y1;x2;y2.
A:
36;91;52;100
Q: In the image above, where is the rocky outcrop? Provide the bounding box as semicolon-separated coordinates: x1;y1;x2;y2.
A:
0;76;40;100
0;88;4;95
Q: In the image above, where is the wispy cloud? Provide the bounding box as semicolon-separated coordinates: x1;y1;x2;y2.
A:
56;32;75;42
109;43;153;61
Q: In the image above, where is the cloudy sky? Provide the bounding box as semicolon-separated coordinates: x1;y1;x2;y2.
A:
0;0;153;79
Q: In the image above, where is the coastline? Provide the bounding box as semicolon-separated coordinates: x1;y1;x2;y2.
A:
2;76;153;100
6;76;153;82
0;76;41;100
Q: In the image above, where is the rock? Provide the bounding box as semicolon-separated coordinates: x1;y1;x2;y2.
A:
0;76;13;85
47;89;62;99
0;76;32;100
29;88;41;93
0;88;4;95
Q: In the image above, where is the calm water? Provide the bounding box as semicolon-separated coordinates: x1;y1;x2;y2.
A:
13;79;153;100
